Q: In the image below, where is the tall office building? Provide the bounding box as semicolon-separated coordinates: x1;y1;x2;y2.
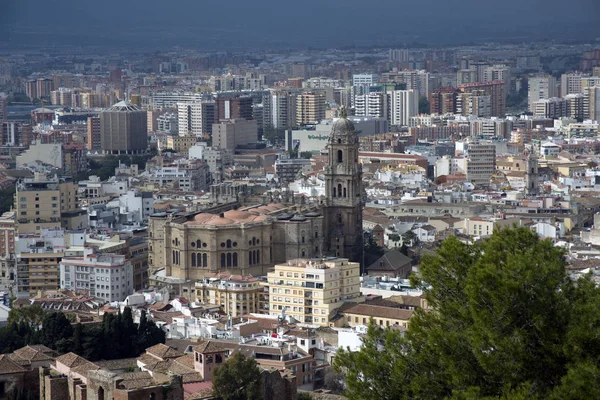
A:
87;117;101;151
100;101;148;154
352;74;376;87
528;76;557;111
177;101;215;138
561;72;587;96
429;87;459;114
296;92;326;125
214;96;253;122
390;90;418;127
459;81;506;117
565;94;585;120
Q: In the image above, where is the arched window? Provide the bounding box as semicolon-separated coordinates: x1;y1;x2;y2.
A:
338;214;342;224
202;253;207;267
252;237;256;246
226;239;232;248
191;253;196;267
333;187;336;197
98;387;105;400
196;239;202;247
301;231;305;244
256;250;260;264
337;184;342;196
343;187;347;197
249;251;252;265
227;253;232;267
337;150;343;163
315;231;318;238
221;254;226;268
233;252;238;267
337;138;341;144
301;249;306;257
172;250;176;264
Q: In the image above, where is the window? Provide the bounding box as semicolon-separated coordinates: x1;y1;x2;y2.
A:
221;254;226;268
202;253;207;267
191;253;196;267
337;149;343;163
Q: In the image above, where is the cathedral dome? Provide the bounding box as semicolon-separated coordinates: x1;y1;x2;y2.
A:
329;106;357;144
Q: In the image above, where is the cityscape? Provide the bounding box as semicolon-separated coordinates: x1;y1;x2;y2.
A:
1;2;600;399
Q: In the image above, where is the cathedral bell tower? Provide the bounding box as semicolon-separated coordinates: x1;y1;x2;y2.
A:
323;106;363;259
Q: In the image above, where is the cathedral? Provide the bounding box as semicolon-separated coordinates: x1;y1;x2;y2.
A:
148;107;364;280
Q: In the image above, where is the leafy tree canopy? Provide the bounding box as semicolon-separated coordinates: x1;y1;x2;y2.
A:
212;352;262;400
334;227;600;399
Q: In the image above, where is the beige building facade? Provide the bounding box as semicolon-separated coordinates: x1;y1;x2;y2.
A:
267;258;362;326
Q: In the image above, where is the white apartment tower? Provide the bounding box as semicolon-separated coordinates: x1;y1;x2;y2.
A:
177;101;215;138
561;72;586;96
390;90;418;127
528;76;557;111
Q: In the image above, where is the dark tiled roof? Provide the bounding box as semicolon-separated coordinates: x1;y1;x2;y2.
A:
145;344;184;360
366;250;412;272
0;354;27;374
192;340;228;354
341;303;414;321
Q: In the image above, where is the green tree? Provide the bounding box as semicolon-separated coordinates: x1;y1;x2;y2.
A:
40;312;73;350
418;96;430;114
212;352;262;400
334;227;600;399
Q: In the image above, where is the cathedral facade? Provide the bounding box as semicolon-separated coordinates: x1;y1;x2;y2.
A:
148;109;363;279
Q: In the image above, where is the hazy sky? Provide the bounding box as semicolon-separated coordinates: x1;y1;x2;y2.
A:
2;0;600;49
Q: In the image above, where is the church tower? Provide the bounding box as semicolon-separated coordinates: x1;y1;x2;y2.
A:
525;149;539;196
323;106;363;259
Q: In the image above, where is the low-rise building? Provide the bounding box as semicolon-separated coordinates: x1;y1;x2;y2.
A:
193;272;263;316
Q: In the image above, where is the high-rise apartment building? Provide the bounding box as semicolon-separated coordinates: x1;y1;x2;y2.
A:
528;76;557;111
0;212;16;287
380;70;429;98
565;93;585;120
466;141;496;187
457;92;491;118
354;92;389;119
15;173;79;235
100;101;148;154
263;90;297;130
87;117;101;151
532;98;567;119
584;87;600;121
429;87;459;114
581;76;600;93
0;93;6;123
389;49;409;62
212;119;258;150
561;72;587;96
178;101;217;137
296;92;326;125
214;96;253;122
352;74;376;87
459;81;506;117
2;122;32;146
483;65;511;93
267;257;362;326
457;69;478;85
390;90;419;126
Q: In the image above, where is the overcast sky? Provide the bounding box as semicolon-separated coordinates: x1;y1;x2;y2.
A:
2;0;600;49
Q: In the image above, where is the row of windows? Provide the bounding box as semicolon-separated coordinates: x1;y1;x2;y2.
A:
191;253;208;267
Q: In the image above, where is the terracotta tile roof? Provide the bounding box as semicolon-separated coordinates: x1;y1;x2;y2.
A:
0;354;27;374
115;371;156;390
341;303;414;321
145;344;184;360
55;352;90;368
95;358;138;371
192;340;228;354
12;345;55;362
